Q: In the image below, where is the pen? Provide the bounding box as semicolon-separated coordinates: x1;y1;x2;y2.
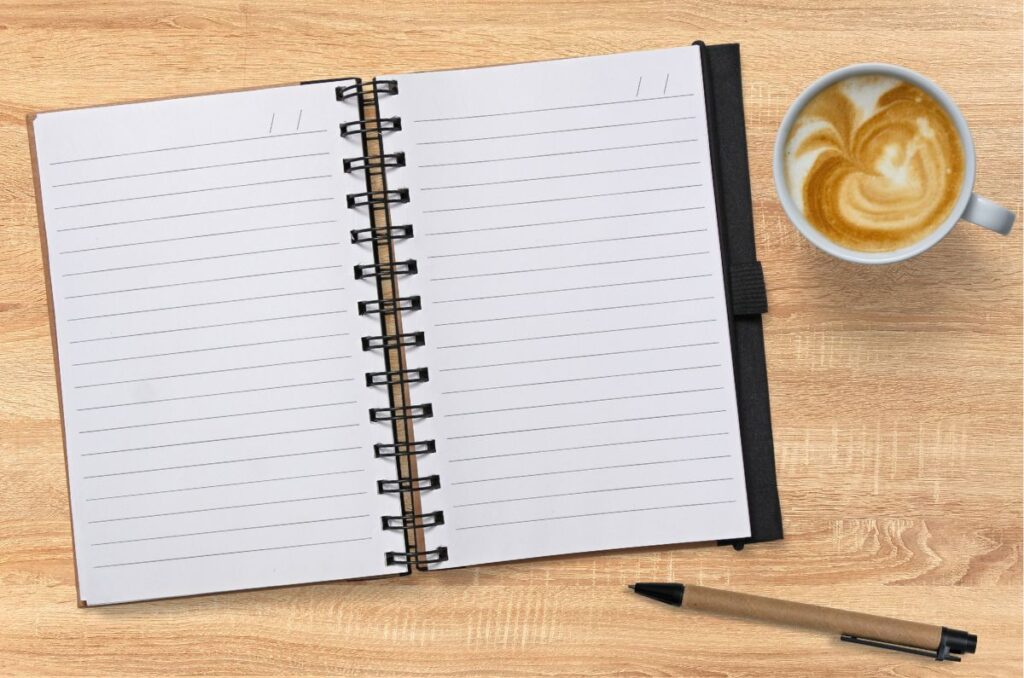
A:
629;582;977;661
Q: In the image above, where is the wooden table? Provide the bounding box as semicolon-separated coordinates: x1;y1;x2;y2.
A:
1;1;1020;675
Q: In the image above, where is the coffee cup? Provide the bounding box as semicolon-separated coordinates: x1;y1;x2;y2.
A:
774;63;1014;264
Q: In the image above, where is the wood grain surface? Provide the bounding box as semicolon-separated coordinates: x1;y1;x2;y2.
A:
1;1;1020;675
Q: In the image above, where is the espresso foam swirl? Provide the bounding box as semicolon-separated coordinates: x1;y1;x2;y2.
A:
785;76;964;252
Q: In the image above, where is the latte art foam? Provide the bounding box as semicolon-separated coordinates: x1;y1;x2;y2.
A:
784;75;964;252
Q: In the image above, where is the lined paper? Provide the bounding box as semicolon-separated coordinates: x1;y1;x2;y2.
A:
380;47;751;568
33;83;405;604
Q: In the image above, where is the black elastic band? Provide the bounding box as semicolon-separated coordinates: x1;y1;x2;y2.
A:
729;261;767;316
378;475;441;494
385;547;448;566
354;259;417;280
369;403;433;422
365;367;429;386
374;440;436;458
381;511;445;530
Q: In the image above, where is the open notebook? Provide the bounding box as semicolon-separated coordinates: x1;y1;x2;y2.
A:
30;43;782;605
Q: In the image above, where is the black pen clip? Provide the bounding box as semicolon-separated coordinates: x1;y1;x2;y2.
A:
840;635;958;662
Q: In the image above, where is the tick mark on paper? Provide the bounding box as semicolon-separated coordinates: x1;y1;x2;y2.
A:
268;113;276;135
635;77;643;97
296;110;303;131
663;74;670;95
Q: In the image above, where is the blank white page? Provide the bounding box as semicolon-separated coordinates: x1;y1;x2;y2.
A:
32;83;406;605
379;47;752;568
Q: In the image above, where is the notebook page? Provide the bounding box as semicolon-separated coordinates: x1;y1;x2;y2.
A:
379;47;751;568
32;83;406;605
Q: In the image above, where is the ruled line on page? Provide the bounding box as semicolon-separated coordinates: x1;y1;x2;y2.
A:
425;207;705;237
440;348;720;374
76;355;352;389
73;333;350;366
65;265;347;299
422;185;701;214
93;537;372;569
60;219;337;254
88;494;366;524
50;129;329;165
451;457;731;486
441;367;721;396
84;447;362;478
81;424;362;457
79;400;358;434
448;433;730;463
63;242;341;277
433;299;714;328
51;153;332;187
440;350;719;374
435;320;716;350
56;197;336;232
68;287;347;322
78;378;355;411
55;175;332;210
411;93;693;122
443;388;724;418
453;478;733;508
69;310;348;344
454;502;736;531
446;411;726;440
419;162;698;191
87;469;366;501
433;275;711;304
416;116;695;145
92;515;370;547
429;252;709;282
426;230;704;259
417;140;697;169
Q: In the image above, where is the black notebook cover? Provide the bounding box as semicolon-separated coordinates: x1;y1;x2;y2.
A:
699;42;784;546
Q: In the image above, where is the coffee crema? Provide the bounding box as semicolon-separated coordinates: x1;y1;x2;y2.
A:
784;75;964;252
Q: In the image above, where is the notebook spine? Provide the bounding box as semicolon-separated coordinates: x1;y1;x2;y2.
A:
341;77;448;570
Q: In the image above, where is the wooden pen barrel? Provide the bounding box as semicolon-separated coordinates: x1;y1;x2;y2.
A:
683;585;943;651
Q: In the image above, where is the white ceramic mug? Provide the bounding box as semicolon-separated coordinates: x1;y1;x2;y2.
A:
773;63;1015;264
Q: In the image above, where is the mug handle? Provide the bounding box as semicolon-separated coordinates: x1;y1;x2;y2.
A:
962;193;1015;235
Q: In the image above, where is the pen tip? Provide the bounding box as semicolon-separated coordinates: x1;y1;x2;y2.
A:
627;584;635;590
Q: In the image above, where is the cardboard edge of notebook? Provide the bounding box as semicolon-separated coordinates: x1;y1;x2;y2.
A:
26;113;89;607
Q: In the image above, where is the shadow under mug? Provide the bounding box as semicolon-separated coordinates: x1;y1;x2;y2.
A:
773;63;1015;265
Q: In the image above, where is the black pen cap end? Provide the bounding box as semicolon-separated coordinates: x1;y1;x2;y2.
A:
630;583;685;606
940;628;978;656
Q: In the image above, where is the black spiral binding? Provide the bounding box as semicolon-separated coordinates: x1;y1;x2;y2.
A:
385;547;448;567
354;259;417;280
365;367;429;387
343;77;448;569
350;224;413;244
